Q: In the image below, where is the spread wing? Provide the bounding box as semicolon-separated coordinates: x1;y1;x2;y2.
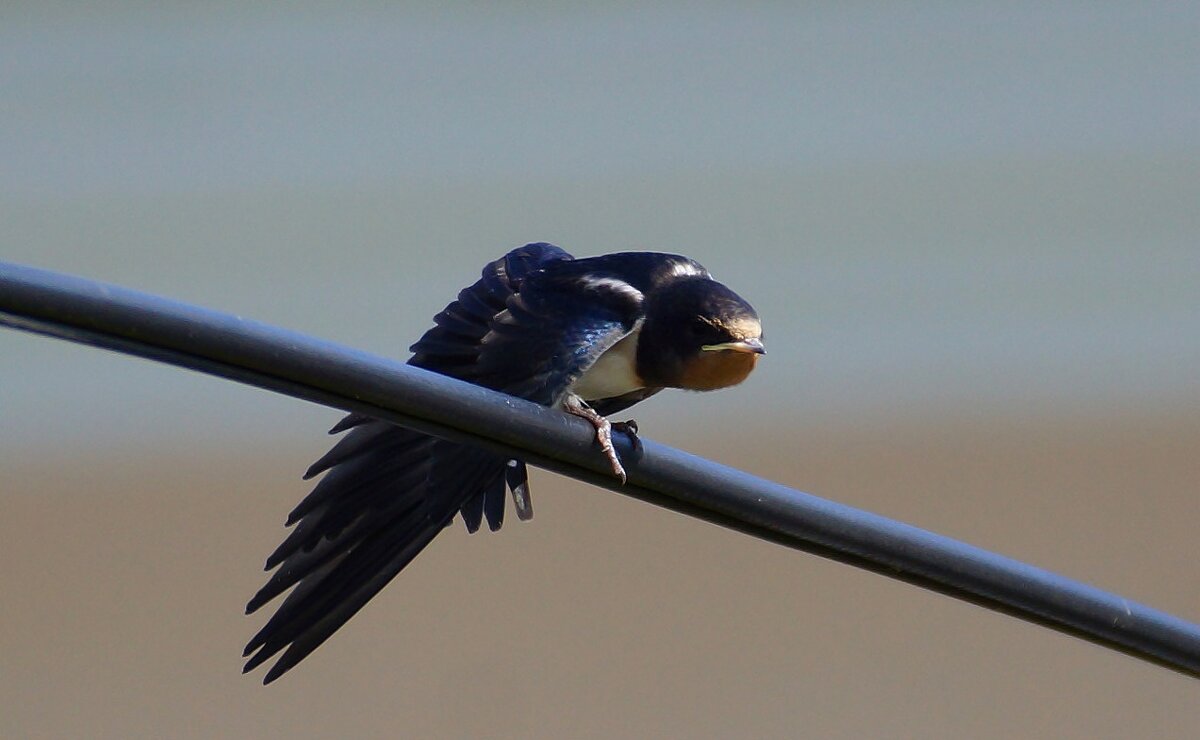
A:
243;243;570;683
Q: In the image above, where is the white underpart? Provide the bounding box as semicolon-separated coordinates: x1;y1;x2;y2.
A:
571;326;645;401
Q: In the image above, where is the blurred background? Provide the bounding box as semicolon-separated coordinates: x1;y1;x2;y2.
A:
2;3;1198;737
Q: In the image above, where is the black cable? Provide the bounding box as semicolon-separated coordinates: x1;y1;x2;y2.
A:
2;259;1199;679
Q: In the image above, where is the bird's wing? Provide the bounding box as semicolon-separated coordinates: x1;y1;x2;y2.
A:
244;243;569;682
591;387;665;416
467;250;706;406
412;242;572;528
408;243;573;375
243;428;511;682
471;263;648;406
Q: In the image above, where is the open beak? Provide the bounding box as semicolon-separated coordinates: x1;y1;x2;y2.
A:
701;337;765;355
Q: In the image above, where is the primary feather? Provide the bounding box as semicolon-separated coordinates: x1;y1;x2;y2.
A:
244;244;568;681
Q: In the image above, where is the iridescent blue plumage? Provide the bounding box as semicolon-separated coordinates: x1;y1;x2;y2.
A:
243;242;760;683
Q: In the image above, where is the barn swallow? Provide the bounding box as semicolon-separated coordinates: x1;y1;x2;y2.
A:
243;242;763;682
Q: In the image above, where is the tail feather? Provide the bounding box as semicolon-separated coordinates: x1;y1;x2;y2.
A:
460;489;486;534
482;468;507;531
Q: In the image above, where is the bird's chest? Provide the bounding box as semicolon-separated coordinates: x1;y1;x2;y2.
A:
570;329;645;401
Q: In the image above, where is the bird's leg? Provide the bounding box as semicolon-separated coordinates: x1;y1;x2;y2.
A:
563;394;627;483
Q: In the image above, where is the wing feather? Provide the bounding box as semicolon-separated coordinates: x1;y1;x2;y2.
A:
474;269;645;405
244;244;688;682
245;244;569;681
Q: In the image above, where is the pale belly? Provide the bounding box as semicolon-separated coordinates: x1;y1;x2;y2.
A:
571;329;645;401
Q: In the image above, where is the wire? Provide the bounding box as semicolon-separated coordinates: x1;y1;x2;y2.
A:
2;259;1199;679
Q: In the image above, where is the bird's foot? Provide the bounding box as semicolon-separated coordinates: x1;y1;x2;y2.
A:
611;419;642;457
564;395;628;483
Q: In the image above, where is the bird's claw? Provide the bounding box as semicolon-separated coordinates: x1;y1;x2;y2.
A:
564;395;630;484
593;416;628;484
611;419;642;457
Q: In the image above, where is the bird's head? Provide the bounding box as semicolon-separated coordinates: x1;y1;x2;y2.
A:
637;277;764;391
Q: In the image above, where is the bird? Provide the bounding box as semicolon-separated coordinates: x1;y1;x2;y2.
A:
243;242;764;683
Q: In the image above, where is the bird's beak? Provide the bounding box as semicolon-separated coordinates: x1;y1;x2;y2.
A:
701;337;765;355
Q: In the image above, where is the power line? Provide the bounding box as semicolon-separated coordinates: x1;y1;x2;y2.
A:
2;259;1199;679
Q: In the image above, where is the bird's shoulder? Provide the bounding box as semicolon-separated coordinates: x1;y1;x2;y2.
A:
408;242;572;373
534;251;711;298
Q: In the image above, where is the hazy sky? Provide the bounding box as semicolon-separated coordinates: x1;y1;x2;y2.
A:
2;3;1197;453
